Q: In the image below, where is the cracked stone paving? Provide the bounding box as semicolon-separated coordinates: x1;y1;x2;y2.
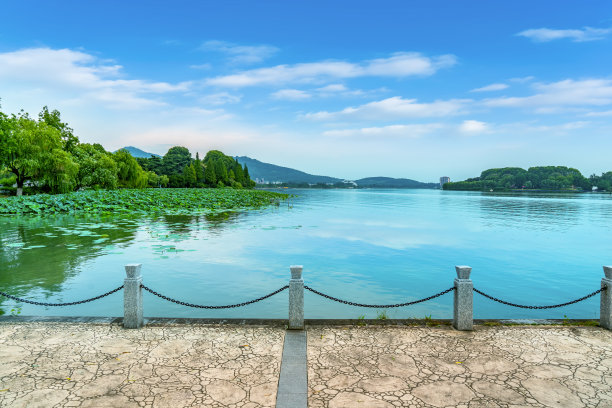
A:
1;322;612;407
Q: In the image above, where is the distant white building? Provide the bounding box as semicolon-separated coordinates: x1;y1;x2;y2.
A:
440;176;451;188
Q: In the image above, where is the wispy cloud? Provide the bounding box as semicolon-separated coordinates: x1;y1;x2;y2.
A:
459;120;488;133
585;109;612;117
0;47;191;109
304;96;469;121
200;40;279;64
199;92;241;105
189;63;212;70
470;83;508;92
323;123;443;138
271;89;312;101
484;79;612;112
517;27;612;42
206;52;457;87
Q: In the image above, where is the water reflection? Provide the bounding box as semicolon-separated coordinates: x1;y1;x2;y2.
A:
0;215;139;314
479;194;581;231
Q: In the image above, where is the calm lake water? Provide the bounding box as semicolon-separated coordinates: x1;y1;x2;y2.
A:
1;189;611;319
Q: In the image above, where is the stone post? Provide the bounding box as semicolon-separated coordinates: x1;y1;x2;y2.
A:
453;266;473;331
124;264;143;329
288;265;304;330
601;266;612;330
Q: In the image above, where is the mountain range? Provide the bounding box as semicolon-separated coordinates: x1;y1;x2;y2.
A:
235;156;437;188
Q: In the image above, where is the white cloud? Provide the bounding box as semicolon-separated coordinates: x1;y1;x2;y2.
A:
585;109;612;117
200;40;279;64
271;89;312;100
509;76;535;83
459;120;487;133
470;83;508;92
206;52;457;87
0;47;191;109
190;63;212;70
517;27;612;42
484;79;612;111
304;96;469;121
316;84;348;92
199;92;241;105
323;123;443;138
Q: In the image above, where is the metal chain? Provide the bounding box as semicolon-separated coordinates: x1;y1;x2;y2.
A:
474;286;606;309
304;285;455;308
141;284;289;309
0;285;124;307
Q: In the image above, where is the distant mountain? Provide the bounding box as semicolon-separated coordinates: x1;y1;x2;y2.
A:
355;177;437;189
235;156;437;188
116;146;161;158
235;156;341;184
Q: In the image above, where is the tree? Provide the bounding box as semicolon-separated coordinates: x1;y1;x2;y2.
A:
204;160;217;186
38;106;79;153
243;164;255;188
0;112;74;196
161;146;192;175
72;143;118;190
43;149;79;193
113;150;148;188
194;152;204;184
215;159;228;184
183;163;197;187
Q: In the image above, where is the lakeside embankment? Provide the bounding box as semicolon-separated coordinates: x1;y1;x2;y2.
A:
1;321;611;408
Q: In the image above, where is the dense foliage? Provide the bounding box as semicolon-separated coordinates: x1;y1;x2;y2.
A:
0;105;256;195
443;166;612;192
0;189;288;215
137;149;255;189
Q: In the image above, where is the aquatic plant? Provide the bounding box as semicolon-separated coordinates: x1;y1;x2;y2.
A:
0;188;289;215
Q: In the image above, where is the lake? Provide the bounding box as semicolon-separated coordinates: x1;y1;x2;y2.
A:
1;189;611;319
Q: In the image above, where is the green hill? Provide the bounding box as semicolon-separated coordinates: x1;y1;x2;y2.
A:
235;156;341;184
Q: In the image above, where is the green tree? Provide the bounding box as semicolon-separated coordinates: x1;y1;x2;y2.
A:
113;150;148;188
243;164;255;188
38;106;79;153
161;146;192;175
183;163;197;187
0;112;73;196
72;143;118;189
43;149;79;193
215;159;228;184
204;160;217;186
194;152;204;184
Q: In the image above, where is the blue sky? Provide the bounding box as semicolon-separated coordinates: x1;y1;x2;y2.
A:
1;1;611;181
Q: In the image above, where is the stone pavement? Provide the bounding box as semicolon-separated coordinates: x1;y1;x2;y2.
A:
1;322;612;407
307;325;612;408
0;322;284;408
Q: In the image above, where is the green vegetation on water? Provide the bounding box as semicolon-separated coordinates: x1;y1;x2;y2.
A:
443;166;612;192
0;188;289;215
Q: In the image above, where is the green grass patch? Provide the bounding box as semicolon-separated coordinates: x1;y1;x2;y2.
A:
0;188;289;215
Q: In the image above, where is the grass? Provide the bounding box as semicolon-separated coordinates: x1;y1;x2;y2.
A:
0;188;289;215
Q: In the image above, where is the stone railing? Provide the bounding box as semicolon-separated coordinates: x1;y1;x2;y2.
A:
2;265;611;331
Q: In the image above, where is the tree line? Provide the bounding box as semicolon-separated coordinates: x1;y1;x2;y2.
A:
443;166;612;192
0;106;254;196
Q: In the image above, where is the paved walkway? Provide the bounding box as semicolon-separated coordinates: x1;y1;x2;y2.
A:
1;322;612;407
307;325;612;408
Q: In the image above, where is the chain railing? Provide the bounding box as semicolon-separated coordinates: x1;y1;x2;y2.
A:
474;287;606;310
1;264;611;332
141;284;289;309
304;285;455;308
0;285;124;306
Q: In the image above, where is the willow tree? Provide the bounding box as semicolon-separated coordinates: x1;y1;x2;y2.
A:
0;112;77;196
